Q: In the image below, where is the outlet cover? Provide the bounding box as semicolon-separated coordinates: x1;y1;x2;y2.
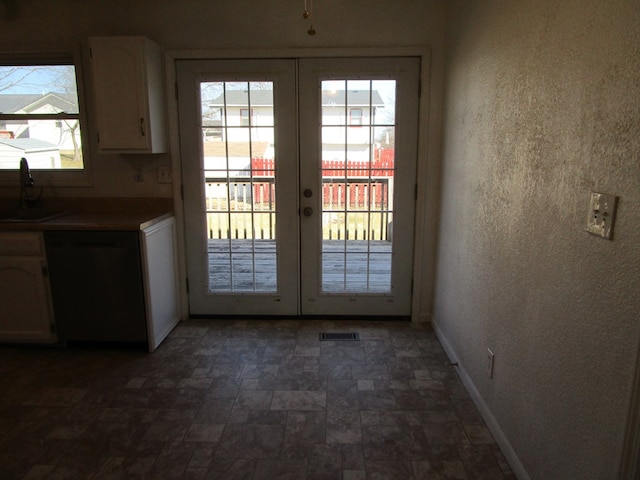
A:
586;192;618;240
157;165;173;184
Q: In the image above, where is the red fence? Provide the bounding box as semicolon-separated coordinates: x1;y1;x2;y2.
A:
205;148;394;212
250;147;395;177
321;180;389;209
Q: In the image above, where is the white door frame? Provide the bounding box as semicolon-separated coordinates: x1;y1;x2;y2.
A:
298;56;420;316
164;47;432;321
176;58;300;316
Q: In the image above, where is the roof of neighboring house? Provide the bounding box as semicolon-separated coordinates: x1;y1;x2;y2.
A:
206;90;384;108
0;138;59;152
207;90;274;107
321;90;384;107
0;93;78;114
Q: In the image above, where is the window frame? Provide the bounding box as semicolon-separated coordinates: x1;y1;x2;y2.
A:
239;108;253;127
349;108;363;126
0;51;93;187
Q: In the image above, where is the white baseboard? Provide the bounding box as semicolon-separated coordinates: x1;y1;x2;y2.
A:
431;318;531;480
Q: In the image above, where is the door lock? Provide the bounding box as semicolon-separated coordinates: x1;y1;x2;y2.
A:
303;207;313;217
303;188;313;198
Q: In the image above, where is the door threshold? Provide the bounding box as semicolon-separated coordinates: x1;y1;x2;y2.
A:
188;314;410;322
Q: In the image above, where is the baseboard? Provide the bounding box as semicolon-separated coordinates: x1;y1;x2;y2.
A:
619;337;640;479
431;318;531;480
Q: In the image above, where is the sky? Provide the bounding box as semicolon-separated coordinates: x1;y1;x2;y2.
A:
0;65;77;95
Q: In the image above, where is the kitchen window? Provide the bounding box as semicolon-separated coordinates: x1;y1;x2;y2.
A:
0;55;91;186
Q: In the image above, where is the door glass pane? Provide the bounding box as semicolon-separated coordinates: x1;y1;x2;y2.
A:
201;81;277;293
320;79;396;293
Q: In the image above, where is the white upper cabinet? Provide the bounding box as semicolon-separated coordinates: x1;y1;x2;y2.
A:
89;36;167;153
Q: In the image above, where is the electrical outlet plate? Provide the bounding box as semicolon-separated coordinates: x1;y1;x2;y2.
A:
157;165;173;184
487;348;495;379
586;192;618;240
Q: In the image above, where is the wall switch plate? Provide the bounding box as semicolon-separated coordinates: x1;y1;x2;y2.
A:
487;348;495;379
586;192;618;240
157;165;173;184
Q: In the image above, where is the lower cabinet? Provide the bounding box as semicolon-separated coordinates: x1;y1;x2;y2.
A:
0;232;56;343
0;218;179;350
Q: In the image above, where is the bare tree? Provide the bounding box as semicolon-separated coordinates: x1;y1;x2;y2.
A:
0;66;44;94
51;66;82;164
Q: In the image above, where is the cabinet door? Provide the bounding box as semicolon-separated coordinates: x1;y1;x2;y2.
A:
90;36;166;153
0;258;55;342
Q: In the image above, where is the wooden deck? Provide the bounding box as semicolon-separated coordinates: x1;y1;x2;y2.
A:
208;239;392;293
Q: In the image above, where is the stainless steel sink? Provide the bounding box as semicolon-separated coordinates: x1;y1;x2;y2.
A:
0;209;68;223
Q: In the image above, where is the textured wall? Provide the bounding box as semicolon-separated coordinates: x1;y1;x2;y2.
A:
436;1;640;478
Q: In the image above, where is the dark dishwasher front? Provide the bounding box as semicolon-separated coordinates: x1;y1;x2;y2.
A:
44;230;147;343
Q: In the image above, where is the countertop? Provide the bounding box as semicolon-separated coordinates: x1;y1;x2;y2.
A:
0;211;173;232
0;198;174;232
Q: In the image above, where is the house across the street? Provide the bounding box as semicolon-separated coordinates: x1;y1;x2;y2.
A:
0;92;81;169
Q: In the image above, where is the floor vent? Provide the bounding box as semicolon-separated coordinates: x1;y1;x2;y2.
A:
319;332;360;341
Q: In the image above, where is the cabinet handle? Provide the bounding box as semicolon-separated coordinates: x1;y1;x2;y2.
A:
140;117;146;136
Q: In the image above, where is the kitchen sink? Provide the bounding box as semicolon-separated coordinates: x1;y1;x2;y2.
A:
0;209;69;223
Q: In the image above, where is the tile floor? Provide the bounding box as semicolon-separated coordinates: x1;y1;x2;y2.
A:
0;319;516;480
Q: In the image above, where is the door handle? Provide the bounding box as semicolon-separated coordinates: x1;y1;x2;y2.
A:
303;207;313;217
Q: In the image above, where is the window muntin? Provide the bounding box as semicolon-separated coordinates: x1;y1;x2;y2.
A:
0;64;84;170
319;79;396;293
202;81;277;293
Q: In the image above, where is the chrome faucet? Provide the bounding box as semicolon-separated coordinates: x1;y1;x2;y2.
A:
19;157;40;208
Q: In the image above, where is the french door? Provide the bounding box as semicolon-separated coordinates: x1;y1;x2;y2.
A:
176;57;420;316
